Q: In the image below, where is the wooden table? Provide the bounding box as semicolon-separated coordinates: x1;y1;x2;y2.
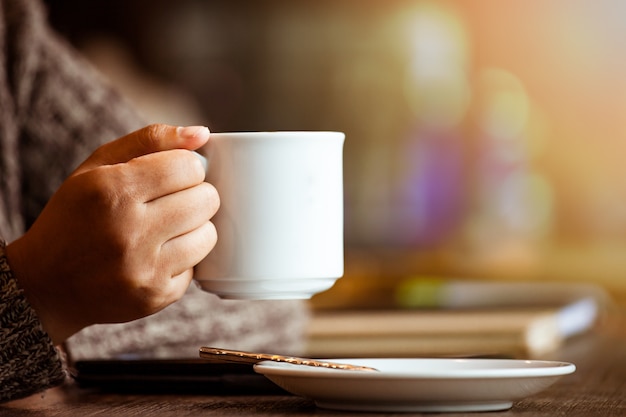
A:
3;313;625;417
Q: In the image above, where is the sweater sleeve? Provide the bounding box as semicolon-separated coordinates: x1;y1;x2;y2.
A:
0;240;65;402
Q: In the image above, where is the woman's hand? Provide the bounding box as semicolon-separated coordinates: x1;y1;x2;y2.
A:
6;124;219;344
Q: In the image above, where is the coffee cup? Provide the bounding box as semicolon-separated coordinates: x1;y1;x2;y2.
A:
194;131;345;300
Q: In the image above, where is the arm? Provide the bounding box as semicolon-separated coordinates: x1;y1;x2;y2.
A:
0;1;217;401
1;124;217;402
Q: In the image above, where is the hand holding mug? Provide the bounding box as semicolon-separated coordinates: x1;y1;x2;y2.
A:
6;124;219;344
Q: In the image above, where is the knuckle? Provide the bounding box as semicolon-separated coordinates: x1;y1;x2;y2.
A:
138;124;168;150
75;169;124;212
89;142;111;164
207;221;218;251
202;182;220;217
191;221;218;259
124;273;163;313
75;168;143;252
183;150;208;182
166;149;206;183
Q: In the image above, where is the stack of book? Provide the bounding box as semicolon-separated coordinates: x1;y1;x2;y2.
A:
305;281;606;359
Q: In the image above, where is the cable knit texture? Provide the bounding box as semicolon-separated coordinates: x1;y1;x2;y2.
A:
0;240;65;402
0;0;308;402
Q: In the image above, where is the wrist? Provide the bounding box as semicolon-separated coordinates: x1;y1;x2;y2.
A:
0;239;66;400
4;237;73;344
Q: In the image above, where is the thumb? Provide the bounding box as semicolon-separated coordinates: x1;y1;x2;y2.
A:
75;124;210;173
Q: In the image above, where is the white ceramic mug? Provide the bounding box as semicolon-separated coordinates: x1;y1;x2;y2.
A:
194;131;345;299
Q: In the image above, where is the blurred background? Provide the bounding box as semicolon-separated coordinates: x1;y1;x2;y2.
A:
45;0;626;308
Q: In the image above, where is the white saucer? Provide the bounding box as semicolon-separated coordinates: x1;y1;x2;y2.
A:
254;358;575;413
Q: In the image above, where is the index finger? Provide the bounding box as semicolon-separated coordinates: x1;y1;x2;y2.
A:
74;124;210;175
122;149;208;203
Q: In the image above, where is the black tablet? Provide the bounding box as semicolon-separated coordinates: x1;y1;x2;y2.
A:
70;358;288;395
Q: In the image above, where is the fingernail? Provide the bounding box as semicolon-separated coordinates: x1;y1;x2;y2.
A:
177;125;210;140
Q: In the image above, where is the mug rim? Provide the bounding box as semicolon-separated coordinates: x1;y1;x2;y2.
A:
209;131;345;139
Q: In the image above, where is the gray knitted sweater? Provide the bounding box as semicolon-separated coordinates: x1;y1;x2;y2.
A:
0;0;307;402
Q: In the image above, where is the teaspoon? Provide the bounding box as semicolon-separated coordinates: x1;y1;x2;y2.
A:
199;346;379;372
